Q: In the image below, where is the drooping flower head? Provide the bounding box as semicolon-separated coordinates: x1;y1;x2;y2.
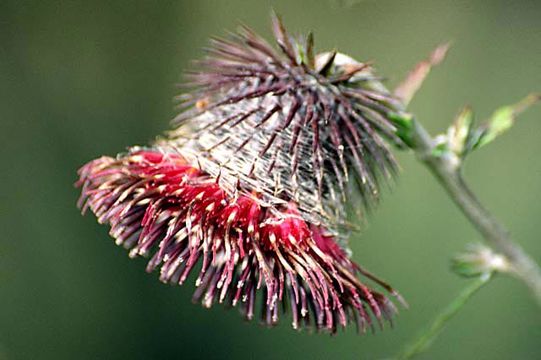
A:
77;14;406;334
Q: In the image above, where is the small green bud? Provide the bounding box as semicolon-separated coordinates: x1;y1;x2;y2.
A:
448;106;473;157
451;244;510;278
431;135;449;158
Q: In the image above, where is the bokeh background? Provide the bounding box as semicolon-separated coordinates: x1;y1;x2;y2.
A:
1;1;540;359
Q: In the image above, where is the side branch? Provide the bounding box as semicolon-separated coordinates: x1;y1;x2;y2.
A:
410;119;541;306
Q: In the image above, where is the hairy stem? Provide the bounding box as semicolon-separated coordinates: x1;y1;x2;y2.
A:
410;119;541;306
397;273;493;360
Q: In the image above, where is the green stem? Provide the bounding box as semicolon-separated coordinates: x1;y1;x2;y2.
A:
409;119;541;306
397;273;493;360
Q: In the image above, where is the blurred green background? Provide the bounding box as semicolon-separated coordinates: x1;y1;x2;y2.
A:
1;1;540;359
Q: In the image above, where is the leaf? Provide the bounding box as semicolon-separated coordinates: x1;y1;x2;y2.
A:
387;111;414;148
473;93;540;149
447;106;474;157
394;42;451;106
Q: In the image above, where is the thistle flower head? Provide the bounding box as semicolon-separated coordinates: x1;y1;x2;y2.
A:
171;14;404;236
77;15;405;334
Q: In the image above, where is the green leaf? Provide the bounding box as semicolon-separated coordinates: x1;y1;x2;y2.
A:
388;111;415;148
473;93;540;149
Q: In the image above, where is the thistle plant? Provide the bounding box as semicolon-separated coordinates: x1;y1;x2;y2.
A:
76;12;541;355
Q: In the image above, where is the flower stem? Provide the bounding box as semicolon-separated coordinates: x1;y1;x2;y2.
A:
410;119;541;306
397;273;493;360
